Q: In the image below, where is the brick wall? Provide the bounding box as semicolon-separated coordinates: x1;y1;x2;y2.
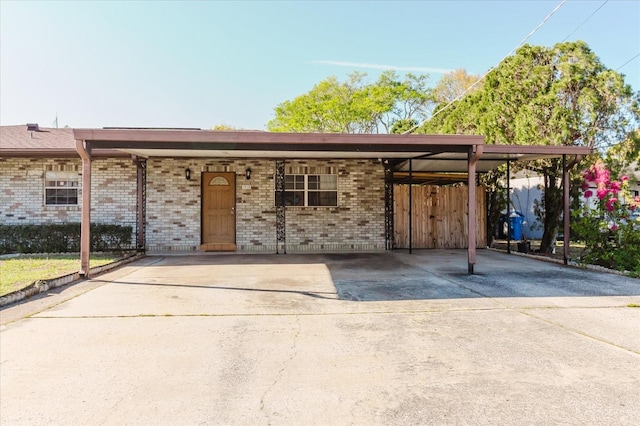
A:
283;159;385;252
146;158;280;251
145;158;385;252
0;157;136;228
146;158;203;251
2;157;385;253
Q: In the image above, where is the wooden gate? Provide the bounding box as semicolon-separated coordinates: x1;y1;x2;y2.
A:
394;185;486;249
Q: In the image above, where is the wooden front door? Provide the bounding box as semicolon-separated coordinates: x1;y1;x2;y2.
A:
201;172;236;251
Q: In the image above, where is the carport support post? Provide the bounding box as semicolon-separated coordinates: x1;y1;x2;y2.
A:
506;160;511;254
563;154;569;265
409;159;413;254
76;139;92;277
468;145;483;274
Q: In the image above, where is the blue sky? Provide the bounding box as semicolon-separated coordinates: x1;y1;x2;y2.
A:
1;0;638;130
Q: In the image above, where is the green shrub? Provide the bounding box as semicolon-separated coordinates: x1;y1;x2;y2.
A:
572;160;640;274
0;223;133;255
573;217;640;274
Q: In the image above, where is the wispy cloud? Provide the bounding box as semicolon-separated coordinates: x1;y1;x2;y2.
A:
312;60;453;74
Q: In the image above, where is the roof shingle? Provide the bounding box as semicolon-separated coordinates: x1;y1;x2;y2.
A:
0;125;75;151
0;125;126;157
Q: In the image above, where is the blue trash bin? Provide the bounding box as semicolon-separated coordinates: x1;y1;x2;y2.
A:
508;211;525;240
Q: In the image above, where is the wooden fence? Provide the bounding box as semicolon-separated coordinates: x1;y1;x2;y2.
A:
394;185;487;249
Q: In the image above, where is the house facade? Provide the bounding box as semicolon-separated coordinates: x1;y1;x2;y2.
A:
143;157;385;252
2;124;590;273
1;125;391;253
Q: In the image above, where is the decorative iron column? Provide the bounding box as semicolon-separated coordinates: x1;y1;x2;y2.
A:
136;158;147;252
384;160;395;251
275;159;286;254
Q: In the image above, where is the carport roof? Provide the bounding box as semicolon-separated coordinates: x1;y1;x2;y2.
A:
395;144;592;173
67;127;590;275
71;128;591;172
73;128;482;160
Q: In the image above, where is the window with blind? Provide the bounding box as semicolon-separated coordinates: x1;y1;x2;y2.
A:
44;171;80;205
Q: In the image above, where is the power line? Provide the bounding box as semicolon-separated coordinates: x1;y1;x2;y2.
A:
616;53;640;71
562;0;608;42
404;0;568;134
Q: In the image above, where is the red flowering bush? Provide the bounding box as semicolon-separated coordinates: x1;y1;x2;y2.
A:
574;160;640;275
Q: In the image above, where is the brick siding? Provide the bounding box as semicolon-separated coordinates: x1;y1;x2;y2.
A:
2;157;385;253
1;158;136;229
283;159;385;252
146;158;385;252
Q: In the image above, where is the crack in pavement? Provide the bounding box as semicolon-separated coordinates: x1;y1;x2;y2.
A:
259;315;301;425
26;304;635;319
517;308;640;356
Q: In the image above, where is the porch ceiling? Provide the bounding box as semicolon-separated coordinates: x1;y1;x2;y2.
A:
113;148;430;159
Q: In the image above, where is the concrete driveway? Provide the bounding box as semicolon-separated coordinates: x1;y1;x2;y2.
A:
1;250;639;425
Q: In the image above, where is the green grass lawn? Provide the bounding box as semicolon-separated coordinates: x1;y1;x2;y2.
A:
0;254;121;296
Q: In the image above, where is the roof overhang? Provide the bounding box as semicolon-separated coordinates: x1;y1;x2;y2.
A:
71;128;591;173
0;149;127;158
395;145;592;173
73;128;483;160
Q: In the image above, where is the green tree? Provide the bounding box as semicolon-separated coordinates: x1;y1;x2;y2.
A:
421;42;639;253
432;68;482;104
212;124;238;131
605;129;640;178
268;71;432;134
390;119;418;134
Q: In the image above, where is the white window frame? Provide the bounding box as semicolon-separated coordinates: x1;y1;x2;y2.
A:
279;174;338;207
44;171;80;206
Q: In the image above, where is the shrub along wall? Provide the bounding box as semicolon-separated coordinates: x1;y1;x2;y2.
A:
0;223;133;254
